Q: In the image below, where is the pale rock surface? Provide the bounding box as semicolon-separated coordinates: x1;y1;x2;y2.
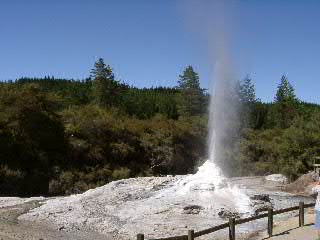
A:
18;174;314;240
0;197;45;209
19;174;255;239
265;174;288;184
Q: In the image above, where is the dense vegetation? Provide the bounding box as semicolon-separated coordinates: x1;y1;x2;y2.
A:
0;58;319;196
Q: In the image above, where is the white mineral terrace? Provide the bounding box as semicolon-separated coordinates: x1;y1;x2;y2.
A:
8;171;310;240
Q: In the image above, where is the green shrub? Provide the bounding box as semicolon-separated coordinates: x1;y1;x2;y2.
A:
111;168;131;180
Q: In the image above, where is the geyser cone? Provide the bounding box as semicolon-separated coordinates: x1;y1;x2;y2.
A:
177;160;226;193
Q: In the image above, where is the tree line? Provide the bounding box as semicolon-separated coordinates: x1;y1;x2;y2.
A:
0;58;319;196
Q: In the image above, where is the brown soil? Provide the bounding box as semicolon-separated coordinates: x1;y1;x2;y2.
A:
248;210;316;240
282;172;317;196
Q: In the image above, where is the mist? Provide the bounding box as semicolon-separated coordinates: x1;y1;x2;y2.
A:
180;0;241;174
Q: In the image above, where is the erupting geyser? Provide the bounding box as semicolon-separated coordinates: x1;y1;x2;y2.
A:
174;41;252;212
175;59;251;212
175;0;252;212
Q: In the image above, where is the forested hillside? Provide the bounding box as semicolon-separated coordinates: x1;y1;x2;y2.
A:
0;58;319;196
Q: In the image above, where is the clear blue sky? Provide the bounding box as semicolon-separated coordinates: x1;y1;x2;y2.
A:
0;0;319;103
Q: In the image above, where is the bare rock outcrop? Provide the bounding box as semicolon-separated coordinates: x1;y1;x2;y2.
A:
182;205;203;214
218;208;240;219
282;171;318;196
250;194;273;215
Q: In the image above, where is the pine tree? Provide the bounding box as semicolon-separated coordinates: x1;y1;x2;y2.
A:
274;75;298;128
239;76;256;104
177;66;204;117
91;58;119;107
275;75;297;103
238;76;257;129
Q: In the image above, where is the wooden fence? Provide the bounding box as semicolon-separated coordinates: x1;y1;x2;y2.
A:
136;202;315;240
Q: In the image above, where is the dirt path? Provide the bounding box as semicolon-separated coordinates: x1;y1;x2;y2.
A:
0;201;111;240
249;211;317;240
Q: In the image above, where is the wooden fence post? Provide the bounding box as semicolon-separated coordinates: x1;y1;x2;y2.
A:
137;233;144;240
229;218;236;240
268;208;273;237
188;230;195;240
299;202;304;227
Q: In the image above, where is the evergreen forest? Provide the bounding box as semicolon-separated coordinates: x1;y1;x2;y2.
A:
1;58;319;196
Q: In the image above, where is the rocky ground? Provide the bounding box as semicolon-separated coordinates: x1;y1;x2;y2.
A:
0;172;316;240
0;168;313;240
0;200;109;240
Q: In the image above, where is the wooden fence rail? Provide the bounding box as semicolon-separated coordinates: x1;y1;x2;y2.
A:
139;202;315;240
